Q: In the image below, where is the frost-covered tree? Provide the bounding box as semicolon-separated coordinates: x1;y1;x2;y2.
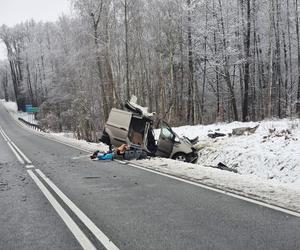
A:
1;0;300;140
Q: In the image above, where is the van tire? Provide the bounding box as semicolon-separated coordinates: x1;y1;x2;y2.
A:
172;153;187;162
100;129;111;146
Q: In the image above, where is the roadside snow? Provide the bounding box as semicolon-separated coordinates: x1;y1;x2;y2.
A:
171;120;300;185
0;99;38;124
1;100;17;112
48;132;109;152
0;99;109;152
1;99;300;212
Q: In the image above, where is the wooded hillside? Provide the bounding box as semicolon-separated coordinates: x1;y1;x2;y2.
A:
1;0;300;141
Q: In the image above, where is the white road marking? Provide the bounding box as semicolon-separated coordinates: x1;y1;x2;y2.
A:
0;127;10;142
7;141;25;164
20;115;300;219
125;162;300;218
10;141;32;164
0;123;118;249
4;108;300;217
36;169;119;250
0;130;7;141
27;169;96;250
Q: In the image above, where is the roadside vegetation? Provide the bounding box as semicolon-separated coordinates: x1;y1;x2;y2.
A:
1;0;300;142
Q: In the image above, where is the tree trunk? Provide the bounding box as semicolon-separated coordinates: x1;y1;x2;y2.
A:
124;0;130;100
295;0;300;115
1;67;9;102
218;0;239;121
25;58;35;106
90;5;109;120
242;0;251;122
267;0;274;118
200;2;208;124
187;0;195;124
287;0;294;116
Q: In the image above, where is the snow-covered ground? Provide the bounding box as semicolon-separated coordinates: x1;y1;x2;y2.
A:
1;100;18;113
1;100;38;124
1;99;300;212
172;120;300;185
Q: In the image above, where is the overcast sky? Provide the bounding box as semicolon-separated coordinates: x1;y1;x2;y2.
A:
0;0;71;60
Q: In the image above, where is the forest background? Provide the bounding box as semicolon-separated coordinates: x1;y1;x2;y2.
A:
1;0;300;141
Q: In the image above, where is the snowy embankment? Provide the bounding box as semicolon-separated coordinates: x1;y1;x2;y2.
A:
172;120;300;185
1;99;300;212
137;120;300;212
2;101;38;125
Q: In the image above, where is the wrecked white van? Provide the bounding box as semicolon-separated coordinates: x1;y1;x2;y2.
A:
100;98;199;163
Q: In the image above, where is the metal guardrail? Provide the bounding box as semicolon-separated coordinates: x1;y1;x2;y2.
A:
18;117;46;132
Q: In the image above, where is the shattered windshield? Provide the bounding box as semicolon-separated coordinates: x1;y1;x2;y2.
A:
160;123;175;140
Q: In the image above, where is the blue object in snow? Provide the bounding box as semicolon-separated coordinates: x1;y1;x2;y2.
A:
97;153;114;160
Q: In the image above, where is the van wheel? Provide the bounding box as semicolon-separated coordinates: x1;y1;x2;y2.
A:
100;129;111;146
173;153;187;162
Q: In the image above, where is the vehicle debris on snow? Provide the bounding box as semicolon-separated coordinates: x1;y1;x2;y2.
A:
230;124;259;136
207;132;226;139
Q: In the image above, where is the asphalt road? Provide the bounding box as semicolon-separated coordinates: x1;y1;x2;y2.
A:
0;104;300;250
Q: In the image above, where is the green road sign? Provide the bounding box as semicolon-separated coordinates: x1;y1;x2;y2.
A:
25;104;32;112
27;107;39;113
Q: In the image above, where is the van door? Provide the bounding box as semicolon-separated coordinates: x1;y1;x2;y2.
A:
155;122;175;158
105;109;132;146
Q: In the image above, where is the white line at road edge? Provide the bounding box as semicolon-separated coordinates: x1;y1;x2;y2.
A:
12;115;300;218
125;163;300;218
27;169;96;250
11;117;93;154
0;123;119;249
16;115;300;218
35;169;119;250
5;108;300;217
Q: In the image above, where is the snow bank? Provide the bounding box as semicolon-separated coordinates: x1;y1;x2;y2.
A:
0;99;18;112
171;120;300;185
0;99;38;125
47;132;109;152
44;116;300;211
